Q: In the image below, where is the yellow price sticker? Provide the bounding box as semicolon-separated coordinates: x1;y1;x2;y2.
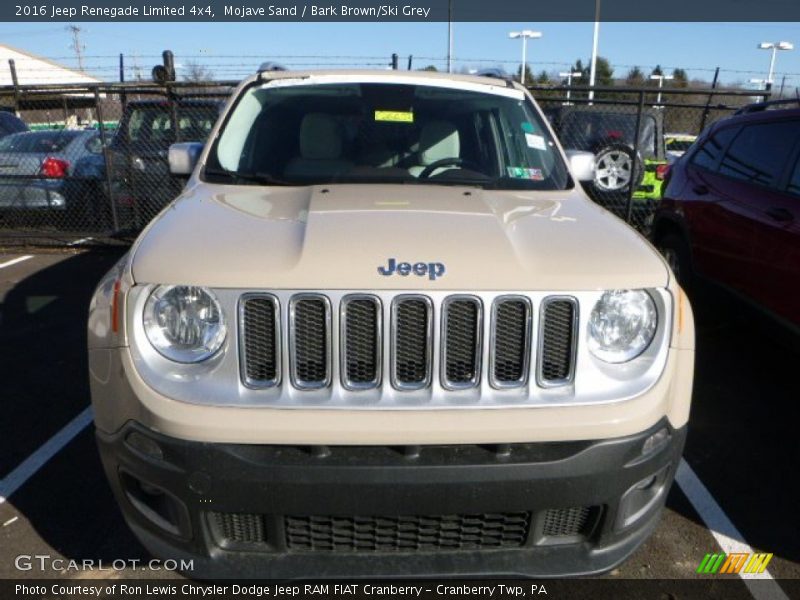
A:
374;110;414;123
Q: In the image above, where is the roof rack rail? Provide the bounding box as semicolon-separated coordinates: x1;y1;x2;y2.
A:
734;97;800;115
474;68;516;88
257;61;288;73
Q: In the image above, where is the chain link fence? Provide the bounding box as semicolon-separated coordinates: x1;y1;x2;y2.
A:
532;84;768;232
0;79;769;246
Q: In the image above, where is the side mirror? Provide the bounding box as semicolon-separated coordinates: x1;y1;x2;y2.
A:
565;150;596;182
168;142;204;176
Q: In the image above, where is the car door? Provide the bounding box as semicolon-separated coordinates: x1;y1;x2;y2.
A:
712;120;800;305
680;125;745;288
749;142;800;327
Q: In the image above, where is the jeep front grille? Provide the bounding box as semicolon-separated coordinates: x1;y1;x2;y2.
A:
239;292;580;396
289;295;331;389
490;297;532;388
239;294;280;388
441;296;482;389
538;298;578;386
391;296;433;390
341;295;382;390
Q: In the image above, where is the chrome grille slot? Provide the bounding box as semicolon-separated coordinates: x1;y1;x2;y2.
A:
538;297;578;386
340;295;382;390
490;297;532;388
441;296;482;389
239;294;280;388
391;296;433;390
289;295;332;389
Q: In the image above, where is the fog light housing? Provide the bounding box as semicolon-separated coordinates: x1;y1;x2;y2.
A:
642;428;670;457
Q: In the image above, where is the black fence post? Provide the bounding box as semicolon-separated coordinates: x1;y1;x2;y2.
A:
699;67;719;134
119;53;127;117
8;59;20;116
407;55;413;70
625;90;645;225
94;86;120;233
391;53;399;70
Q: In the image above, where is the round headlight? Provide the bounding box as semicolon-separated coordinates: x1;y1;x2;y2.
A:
143;285;226;363
587;290;657;363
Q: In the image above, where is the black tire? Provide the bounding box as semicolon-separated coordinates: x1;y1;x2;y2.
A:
658;233;693;292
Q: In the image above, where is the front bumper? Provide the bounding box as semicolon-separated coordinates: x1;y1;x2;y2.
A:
96;419;686;579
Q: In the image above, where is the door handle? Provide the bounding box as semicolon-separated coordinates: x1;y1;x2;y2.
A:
765;206;794;222
692;184;708;195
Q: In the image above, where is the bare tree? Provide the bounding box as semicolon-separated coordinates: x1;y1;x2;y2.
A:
183;60;215;82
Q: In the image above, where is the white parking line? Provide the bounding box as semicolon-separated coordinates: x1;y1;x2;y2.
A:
67;237;93;246
0;255;33;270
676;459;788;600
0;407;92;505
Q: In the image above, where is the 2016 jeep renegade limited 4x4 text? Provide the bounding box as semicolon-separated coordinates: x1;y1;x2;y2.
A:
88;70;695;578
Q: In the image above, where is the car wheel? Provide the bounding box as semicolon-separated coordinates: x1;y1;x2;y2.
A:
658;233;693;292
592;144;644;195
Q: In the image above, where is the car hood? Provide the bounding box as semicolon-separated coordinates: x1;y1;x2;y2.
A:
131;183;669;290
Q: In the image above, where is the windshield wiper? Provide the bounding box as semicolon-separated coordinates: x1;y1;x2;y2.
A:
203;166;291;186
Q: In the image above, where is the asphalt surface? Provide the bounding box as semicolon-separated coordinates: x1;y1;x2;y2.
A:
0;249;797;593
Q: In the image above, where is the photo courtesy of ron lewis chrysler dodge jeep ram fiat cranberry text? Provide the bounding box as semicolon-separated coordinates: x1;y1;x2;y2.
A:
88;69;694;578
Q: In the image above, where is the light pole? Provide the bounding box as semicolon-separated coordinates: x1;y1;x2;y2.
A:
559;71;582;104
758;41;793;85
650;74;674;107
509;30;542;86
588;0;601;101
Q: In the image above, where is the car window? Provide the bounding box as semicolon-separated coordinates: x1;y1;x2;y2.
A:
0;131;80;153
718;121;800;188
690;127;737;171
559;112;658;158
127;105;218;143
208;82;569;190
786;153;800;196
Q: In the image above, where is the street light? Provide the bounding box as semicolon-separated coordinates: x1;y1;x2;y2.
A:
559;71;582;104
509;29;542;86
589;0;601;102
758;41;794;84
650;73;674;107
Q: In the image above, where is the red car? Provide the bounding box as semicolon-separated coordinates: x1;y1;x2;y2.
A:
652;100;800;334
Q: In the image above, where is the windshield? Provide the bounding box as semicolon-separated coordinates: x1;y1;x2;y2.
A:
559;112;658;158
126;104;218;144
205;81;570;190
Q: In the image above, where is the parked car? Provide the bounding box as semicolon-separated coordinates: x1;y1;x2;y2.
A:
546;105;669;202
0;110;28;139
653;100;800;335
89;69;694;578
0;129;105;226
103;98;223;226
665;133;697;164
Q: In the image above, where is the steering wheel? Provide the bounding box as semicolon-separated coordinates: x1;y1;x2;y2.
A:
418;157;481;179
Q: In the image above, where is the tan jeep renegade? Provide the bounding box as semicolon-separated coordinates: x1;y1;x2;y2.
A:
87;70;694;578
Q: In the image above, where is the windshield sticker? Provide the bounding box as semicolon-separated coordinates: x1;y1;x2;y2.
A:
374;110;414;123
525;133;547;151
507;166;544;181
521;121;535;133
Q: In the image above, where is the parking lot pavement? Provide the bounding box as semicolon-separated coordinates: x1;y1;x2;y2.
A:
0;250;796;590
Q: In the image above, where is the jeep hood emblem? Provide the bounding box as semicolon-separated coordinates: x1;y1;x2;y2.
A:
378;258;446;281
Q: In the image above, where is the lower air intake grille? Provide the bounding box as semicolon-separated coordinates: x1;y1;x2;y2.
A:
342;297;381;388
393;297;432;388
442;298;481;388
209;511;266;545
285;512;531;552
290;296;330;388
539;299;577;384
491;298;531;386
541;506;597;538
240;295;279;387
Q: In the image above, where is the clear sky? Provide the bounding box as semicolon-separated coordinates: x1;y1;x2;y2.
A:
2;21;800;90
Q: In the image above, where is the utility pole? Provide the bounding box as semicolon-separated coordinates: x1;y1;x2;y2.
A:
588;0;601;102
67;25;86;72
